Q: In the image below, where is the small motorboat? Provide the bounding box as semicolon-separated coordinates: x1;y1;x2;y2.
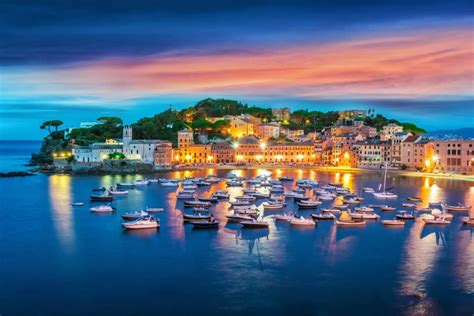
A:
213;191;230;199
193;207;209;213
263;203;285;211
349;212;380;220
380;205;396;211
182;213;211;222
122;215;159;230
342;198;361;205
332;204;348;210
321;208;341;215
92;187;107;192
192;219;219;229
274;214;294;221
226;214;254;223
90;194;113;202
431;209;453;220
335;211;366;227
318;194;335;201
363;187;375;193
90;205;114;212
148;178;159;183
122;210;148;221
428;201;443;208
184;200;212;208
236;209;259;216
161;181;178;187
396;211;415;220
109;189;128;195
177;192;195;199
446;204;472;212
382;220;406;226
368;204;384;209
293;195;310;202
146;207;164;213
71;202;84;206
198;197;218;203
402;203;417;208
230;200;252;207
372;192;398;199
240;219;269;229
279;176;294;181
423;217;451;225
297;200;322;209
134;180;150;186
290;217;316;227
117;182;135;188
461;217;474;226
311;212;336;220
406;196;422;202
354;206;375;213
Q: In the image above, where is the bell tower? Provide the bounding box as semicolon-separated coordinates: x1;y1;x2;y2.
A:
123;125;132;146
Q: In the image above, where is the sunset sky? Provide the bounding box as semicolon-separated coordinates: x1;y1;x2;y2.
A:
1;0;473;139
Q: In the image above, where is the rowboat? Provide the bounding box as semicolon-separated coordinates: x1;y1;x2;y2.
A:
290;217;316;226
122;216;159;230
382;220;406;226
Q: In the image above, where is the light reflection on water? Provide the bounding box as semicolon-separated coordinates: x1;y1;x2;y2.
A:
48;174;74;249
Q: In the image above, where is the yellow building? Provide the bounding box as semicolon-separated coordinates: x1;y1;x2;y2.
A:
208;115;256;139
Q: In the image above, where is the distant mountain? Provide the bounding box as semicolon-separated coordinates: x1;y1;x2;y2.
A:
427;128;474;140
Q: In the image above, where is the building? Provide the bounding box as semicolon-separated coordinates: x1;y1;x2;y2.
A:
72;142;123;163
390;132;411;168
353;139;391;168
208;115;257;139
382;123;403;140
432;140;474;174
400;135;434;171
256;123;280;140
211;142;235;164
175;144;212;164
154;142;173;167
337;110;367;125
80;121;100;128
178;129;194;148
122;126;167;163
272;108;291;121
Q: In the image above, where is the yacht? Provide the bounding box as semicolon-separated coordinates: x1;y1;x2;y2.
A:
122;210;148;221
372;163;398;199
90;205;114;212
290;217;316;226
122;215;159;230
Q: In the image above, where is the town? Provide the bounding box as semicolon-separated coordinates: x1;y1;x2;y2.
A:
54;106;474;175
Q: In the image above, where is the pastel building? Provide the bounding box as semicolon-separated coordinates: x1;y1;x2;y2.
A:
400;135;434;170
353;139;391;168
256;123;280;140
433;140;474;174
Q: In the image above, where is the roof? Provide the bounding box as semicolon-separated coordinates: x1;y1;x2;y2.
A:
355;138;390;146
403;135;421;143
91;143;122;149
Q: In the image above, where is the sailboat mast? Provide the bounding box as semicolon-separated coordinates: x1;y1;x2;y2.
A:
383;162;387;193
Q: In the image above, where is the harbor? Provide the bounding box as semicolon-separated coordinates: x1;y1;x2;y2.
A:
1;168;473;315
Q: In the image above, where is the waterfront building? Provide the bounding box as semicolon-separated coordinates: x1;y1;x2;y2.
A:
211;142;235;164
400;135;434;171
72;143;123;162
178;129;194;148
256;123;280;140
390;132;411;168
381;123;403;140
122;126;166;163
272;108;291;121
353;139;391;168
432;140;474;174
154;142;173;167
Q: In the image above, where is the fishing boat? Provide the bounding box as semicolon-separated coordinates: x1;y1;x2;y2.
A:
182;213;211;222
71;202;84;206
109;189;128;195
90;194;113;202
311;212;335;220
396;211;415;220
290;217;316;226
461;217;474;226
122;210;148;221
349;212;380;220
446;203;471;212
380;205;396;211
263;203;285;211
297;200;321;209
382;220;406;226
335;211;366;227
122;215;159;230
240;219;269;229
183;200;212;208
226;214;254;223
423;217;451;225
90;205;114;212
198;197;218;203
372;163;398;199
406;196;422;202
192;220;219;229
146;207;164;213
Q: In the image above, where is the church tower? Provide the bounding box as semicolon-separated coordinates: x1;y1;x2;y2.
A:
178;129;194;148
123;125;132;147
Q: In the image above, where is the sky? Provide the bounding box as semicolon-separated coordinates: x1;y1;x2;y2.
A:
1;0;473;139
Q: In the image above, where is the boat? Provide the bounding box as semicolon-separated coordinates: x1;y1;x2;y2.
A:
193;207;209;213
322;208;341;215
109;189;128;195
263;203;285;211
428;201;442;207
198;197;218;203
71;202;84;206
402;203;417;208
232;204;256;211
293;195;310;202
148;178;159;183
354;206;375;213
335;211;366;227
382;220;406;226
90;194;113;202
122;210;148;221
92;187;107;192
423;217;451;225
342;198;361;204
235;209;259;216
318;194;334;201
226;214;254;223
406;196;422;202
235;195;256;202
122;215;159;230
297;200;322;209
133;179;150;186
213;191;229;199
146;207;164;213
290;217;316;226
372;164;398;199
182;213;211;222
274;214;294;221
117;182;135;188
192;220;219;229
90;205;114;212
446;204;472;212
380;205;396;211
332;204;348;209
368;204;384;209
183;200;212;208
240;219;269;229
177;192;195;199
396;211;415;220
431;209;453;220
161;181;178;187
250;192;270;199
279;176;294;181
461;217;474;226
363;187;375;193
349;212;380;220
311;212;335;220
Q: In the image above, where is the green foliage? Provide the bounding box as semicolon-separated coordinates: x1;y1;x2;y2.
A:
244;106;273;120
40;120;64;134
97;116;123;126
108;152;126;160
400;122;426;134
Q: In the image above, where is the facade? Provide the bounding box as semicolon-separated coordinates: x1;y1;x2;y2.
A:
400;135;434;170
211;142;235;164
390;132;411;168
433;140;474;174
208;115;256;139
272;108;291;121
382;123;403;140
256;123;280;140
154;142;173;167
353;139;391;168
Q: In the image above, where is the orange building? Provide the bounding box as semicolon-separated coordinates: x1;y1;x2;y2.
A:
433;140;474;174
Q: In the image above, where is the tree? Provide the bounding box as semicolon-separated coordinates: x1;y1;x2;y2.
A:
97;117;123;126
40;120;64;134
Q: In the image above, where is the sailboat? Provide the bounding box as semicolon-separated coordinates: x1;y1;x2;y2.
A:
372;163;398;199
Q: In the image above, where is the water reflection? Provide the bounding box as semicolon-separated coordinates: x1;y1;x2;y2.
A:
48;174;74;249
453;229;474;294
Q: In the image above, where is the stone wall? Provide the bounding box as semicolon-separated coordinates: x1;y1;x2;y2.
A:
72;159;154;174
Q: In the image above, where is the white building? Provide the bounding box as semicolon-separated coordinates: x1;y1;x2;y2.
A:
256;123;280;140
382;123;403;140
80;121;100;128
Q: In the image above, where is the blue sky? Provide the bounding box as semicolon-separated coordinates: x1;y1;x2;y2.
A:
1;0;473;139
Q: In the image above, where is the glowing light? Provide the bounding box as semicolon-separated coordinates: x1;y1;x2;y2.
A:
425;159;431;168
236;155;244;160
343;152;350;159
185;154;192;160
256;155;263;160
432;154;439;162
259;142;267;149
175;155;180;161
232;142;239;149
207;155;213;161
275;155;283;160
297;154;304;160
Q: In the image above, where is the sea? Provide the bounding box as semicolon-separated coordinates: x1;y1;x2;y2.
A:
0;140;41;172
0;141;473;315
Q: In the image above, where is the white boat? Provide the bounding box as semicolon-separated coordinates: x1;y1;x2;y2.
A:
446;204;471;212
319;194;335;201
133;179;150;186
177;192;195;199
274;214;294;221
335;211;366;227
380;205;396;211
290;217;316;226
311;212;336;220
363;187;375;193
372;163;398;198
349;212;380;220
236;209;259;216
431;209;453;220
148;178;159;183
71;202;84;206
146;207;164;213
161;181;178;187
90;205;114;212
122;210;148;221
109;189;128;195
402;202;417;208
396;211;415;220
117;182;135;187
122;216;159;230
263;203;285;210
233;204;256;211
423;217;451;225
342;198;361;204
354;206;375;213
382;220;406;226
226;214;254;223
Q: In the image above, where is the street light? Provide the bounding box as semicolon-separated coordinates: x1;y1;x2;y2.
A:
260;142;267;150
232;142;239;149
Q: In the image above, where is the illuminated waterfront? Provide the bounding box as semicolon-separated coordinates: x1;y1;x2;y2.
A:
1;168;473;315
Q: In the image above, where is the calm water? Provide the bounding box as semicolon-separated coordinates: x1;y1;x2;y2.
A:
0;140;41;172
1;167;473;316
